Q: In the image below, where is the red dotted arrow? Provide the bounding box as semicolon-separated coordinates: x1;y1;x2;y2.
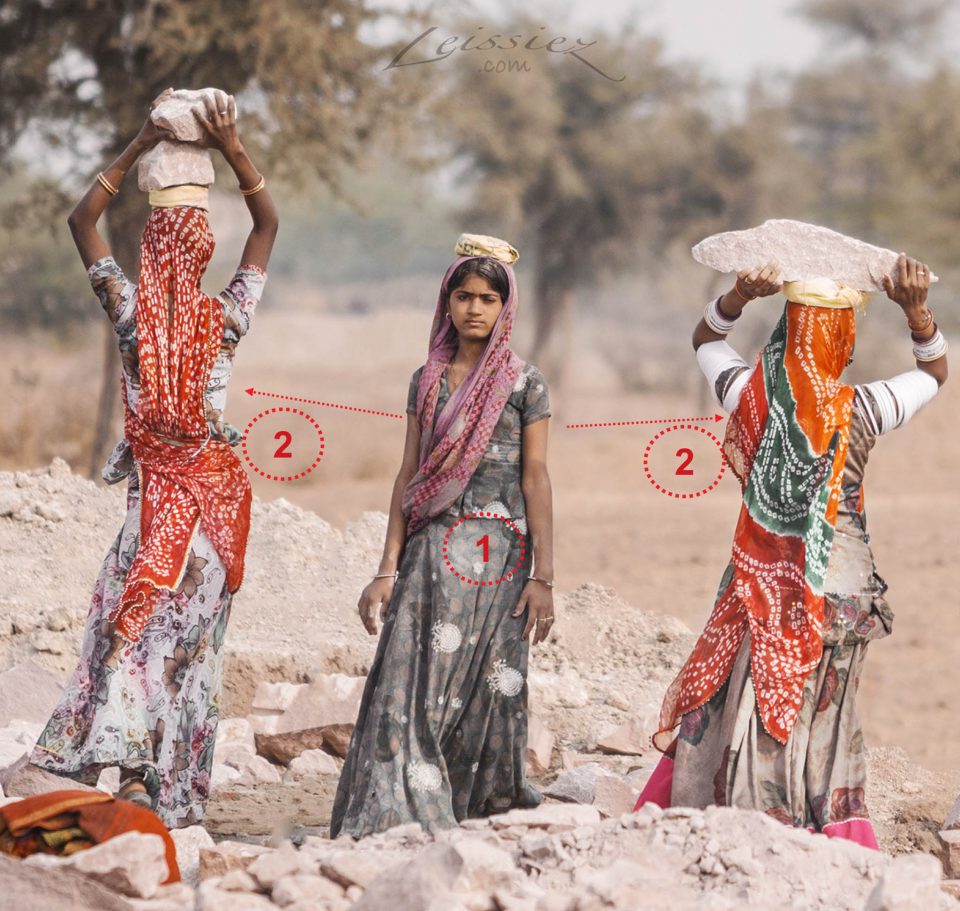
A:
565;413;724;430
245;387;405;420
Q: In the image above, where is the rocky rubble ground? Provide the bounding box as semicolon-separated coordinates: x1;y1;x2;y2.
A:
2;461;960;909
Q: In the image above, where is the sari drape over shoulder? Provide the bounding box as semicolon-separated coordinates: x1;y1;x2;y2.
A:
110;207;251;642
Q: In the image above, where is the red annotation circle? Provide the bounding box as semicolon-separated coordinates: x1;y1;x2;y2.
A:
241;407;325;482
642;424;726;499
442;513;528;587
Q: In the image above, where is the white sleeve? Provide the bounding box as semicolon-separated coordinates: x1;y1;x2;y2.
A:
854;369;939;436
696;340;754;413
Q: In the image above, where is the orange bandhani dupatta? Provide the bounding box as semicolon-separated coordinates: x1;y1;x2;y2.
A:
108;207;251;642
656;302;856;747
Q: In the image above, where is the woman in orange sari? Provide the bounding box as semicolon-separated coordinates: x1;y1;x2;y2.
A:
637;256;947;849
30;90;278;828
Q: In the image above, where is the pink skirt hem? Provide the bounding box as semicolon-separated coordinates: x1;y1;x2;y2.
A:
632;754;879;850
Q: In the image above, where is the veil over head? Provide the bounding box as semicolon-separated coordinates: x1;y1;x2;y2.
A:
402;237;524;536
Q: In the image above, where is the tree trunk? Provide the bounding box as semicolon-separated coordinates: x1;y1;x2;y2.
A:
530;270;575;389
86;185;150;479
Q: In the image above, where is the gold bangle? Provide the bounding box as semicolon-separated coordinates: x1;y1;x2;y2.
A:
734;279;756;303
239;175;265;196
907;308;933;332
96;172;119;196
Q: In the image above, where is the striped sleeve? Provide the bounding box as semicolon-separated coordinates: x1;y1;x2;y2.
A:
696;340;754;413
854;370;939;436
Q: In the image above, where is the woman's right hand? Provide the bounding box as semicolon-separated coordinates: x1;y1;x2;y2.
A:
358;577;396;636
194;91;242;156
133;88;175;150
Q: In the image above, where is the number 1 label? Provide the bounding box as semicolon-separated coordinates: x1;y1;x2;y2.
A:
476;534;490;562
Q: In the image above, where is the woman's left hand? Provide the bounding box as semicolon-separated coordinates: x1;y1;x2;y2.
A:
195;91;241;155
737;261;782;299
514;581;555;644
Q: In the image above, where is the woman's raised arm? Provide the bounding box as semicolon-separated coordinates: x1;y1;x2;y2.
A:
882;254;948;387
692;262;782;350
67;89;174;269
195;92;279;272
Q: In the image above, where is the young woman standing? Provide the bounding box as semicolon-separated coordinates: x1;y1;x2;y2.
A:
331;235;555;838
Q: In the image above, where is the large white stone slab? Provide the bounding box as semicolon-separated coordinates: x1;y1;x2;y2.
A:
692;219;938;290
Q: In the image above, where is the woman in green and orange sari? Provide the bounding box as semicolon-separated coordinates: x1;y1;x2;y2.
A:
636;256;947;848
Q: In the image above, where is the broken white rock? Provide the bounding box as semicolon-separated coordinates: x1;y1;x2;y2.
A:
169;824;215;886
210;761;242;793
283;748;340;780
137;141;214;192
197;881;275;911
151;88;237;143
543;763;640;820
24;831;169;899
453;837;519;891
864;852;949;911
247;840;307;890
491;804;601;831
215;717;256;756
220;749;282;786
692;219;939;290
0;660;64;725
526;713;554;775
272;872;345;906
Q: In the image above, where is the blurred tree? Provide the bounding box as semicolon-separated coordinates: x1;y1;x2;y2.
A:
431;19;742;380
0;0;426;476
788;0;956;256
799;0;951;50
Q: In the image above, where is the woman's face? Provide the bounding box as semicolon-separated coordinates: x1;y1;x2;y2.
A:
447;274;504;341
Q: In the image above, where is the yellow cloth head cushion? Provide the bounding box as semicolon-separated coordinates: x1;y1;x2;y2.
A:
455;233;519;264
147;185;210;211
782;278;868;312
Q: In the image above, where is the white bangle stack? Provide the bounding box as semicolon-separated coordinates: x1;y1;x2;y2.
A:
704;296;738;335
912;327;948;362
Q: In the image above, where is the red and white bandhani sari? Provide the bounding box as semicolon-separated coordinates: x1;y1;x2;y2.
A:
109;207;251;642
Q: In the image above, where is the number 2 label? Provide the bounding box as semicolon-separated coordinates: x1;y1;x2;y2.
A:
675;448;694;476
274;430;293;459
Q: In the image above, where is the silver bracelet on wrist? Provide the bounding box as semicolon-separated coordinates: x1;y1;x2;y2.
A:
528;575;554;589
372;572;399;581
704;296;738;335
912;327;948;362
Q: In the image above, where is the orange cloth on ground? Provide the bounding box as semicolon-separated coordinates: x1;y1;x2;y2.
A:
0;789;180;883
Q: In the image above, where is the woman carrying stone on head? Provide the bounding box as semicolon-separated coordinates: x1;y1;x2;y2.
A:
30;89;279;828
331;235;555;838
636;233;947;849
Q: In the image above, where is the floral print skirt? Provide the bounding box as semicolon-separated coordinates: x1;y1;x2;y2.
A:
671;589;894;833
31;475;231;829
330;514;541;838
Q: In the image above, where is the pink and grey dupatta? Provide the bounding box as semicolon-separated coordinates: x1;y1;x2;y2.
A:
401;255;523;536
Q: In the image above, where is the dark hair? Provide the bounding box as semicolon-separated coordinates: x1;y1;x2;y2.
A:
446;257;509;303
